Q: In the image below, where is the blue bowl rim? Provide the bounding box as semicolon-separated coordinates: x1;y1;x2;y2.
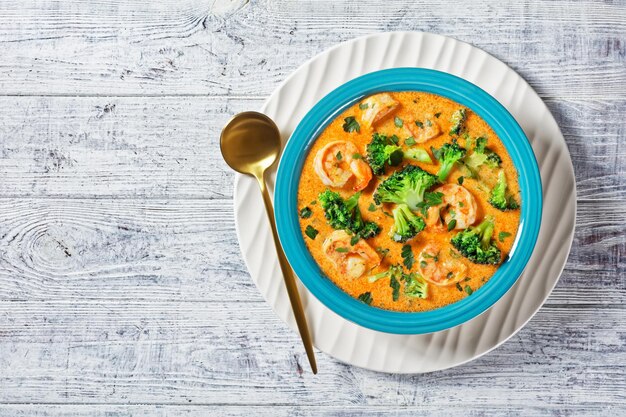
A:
274;67;542;335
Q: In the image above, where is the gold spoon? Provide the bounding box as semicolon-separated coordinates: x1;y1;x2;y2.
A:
220;111;318;374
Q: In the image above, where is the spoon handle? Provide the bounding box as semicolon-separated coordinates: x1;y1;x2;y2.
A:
255;173;318;374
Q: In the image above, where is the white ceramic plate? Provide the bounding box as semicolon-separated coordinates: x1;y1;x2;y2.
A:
233;32;576;373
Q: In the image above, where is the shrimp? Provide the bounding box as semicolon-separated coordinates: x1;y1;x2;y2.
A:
313;141;373;191
405;115;442;143
359;93;400;128
425;184;477;230
417;243;467;286
322;230;381;279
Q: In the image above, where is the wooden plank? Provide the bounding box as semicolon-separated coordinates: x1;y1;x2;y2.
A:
0;198;256;302
0;198;622;304
0;96;258;199
0;0;622;97
0;97;624;200
0;404;621;416
544;99;626;201
0;301;624;406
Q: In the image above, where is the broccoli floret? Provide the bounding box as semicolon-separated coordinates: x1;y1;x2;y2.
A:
474;136;487;153
451;216;502;264
368;264;403;283
432;140;467;181
390;204;426;242
373;165;439;211
488;171;519;211
404;147;433;163
366;133;404;175
369;266;429;301
463;135;502;171
319;190;352;229
319;190;381;239
359;221;382;239
368;264;404;301
485;151;502;168
464;151;488;171
449;108;466;135
473;136;502;168
403;273;428;299
464;150;501;172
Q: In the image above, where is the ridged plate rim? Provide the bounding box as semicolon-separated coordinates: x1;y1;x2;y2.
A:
233;32;576;373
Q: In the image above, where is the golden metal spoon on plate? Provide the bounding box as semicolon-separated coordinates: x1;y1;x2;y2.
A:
220;111;317;374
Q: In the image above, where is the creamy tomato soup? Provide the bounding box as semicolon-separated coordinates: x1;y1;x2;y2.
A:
297;92;521;312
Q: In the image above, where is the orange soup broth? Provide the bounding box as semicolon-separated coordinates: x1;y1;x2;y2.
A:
297;92;520;312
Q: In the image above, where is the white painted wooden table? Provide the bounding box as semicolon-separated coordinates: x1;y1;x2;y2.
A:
0;1;624;415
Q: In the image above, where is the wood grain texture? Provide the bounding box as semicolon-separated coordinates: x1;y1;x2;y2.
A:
0;0;624;415
0;0;623;98
0;302;625;407
0;96;254;199
0;405;622;417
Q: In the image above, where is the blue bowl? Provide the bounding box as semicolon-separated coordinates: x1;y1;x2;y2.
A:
274;68;542;334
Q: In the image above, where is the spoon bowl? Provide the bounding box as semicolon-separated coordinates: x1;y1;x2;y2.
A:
220;111;281;177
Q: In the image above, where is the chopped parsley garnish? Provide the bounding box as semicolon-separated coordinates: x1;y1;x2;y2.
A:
456;282;463;292
426;119;432;127
394;116;403;128
405;136;416;146
414;191;444;216
310;199;317;205
390;275;401;301
464;277;471;282
358;292;373;305
420;260;428;269
464;285;474;295
368;203;377;212
415;121;424;128
434;112;441;118
458;176;464;186
299;207;312;219
401;244;415;270
335;247;349;253
425;191;444;206
498;231;512;242
336;151;342;160
304;225;318;240
350;235;359;246
359;102;369;110
352;153;363;159
343;116;360;133
447;219;457;231
423;252;440;263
